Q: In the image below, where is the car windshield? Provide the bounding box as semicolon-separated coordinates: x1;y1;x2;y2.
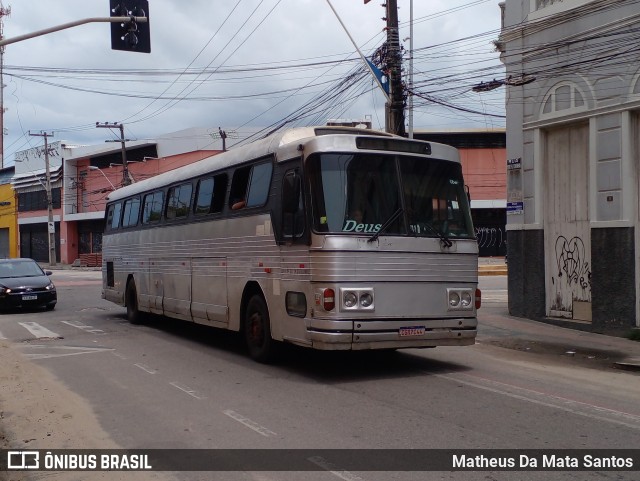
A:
308;152;475;239
0;261;45;278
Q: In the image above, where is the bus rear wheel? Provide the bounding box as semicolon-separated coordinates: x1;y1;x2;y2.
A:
244;294;277;363
125;280;143;324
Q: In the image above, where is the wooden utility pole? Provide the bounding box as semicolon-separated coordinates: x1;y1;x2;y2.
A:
96;122;132;186
385;0;406;137
29;131;56;266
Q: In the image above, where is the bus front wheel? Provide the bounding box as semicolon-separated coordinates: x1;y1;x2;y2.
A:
125;280;143;324
244;295;277;363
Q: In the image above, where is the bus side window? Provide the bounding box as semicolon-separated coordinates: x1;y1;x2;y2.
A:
246;162;273;208
142;191;164;224
166;183;193;220
229;161;273;210
229;166;251;210
106;203;122;231
195;174;229;215
122;198;140;228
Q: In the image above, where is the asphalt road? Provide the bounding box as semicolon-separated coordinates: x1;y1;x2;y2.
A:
1;271;639;481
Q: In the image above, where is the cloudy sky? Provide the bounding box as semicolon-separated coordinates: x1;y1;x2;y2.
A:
1;0;505;165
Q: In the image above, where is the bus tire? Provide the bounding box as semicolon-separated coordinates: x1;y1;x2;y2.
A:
244;294;277;363
125;280;143;325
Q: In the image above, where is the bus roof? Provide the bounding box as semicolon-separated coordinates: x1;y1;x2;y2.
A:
105;126;418;203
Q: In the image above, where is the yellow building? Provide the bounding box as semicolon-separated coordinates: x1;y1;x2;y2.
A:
0;167;18;258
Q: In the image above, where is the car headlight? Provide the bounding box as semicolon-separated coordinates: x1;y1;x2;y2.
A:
45;283;55;291
0;286;10;294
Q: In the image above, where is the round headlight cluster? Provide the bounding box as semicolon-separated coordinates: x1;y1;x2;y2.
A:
341;289;374;310
448;289;474;310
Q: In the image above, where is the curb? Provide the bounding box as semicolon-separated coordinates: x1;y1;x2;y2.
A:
478;267;508;276
614;358;640;372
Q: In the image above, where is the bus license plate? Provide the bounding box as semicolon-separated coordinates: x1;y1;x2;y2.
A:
22;295;38;301
399;326;425;337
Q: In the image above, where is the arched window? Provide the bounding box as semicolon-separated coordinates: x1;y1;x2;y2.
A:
541;82;587;117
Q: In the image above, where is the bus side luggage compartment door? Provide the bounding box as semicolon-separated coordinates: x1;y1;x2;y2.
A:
191;257;229;325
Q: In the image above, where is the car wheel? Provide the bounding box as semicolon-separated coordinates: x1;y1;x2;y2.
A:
244;294;278;363
125;280;143;324
45;303;56;311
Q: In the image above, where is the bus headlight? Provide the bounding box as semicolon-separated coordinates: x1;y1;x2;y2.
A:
359;292;373;308
339;288;374;311
343;291;358;308
447;288;474;311
449;291;460;307
460;291;472;308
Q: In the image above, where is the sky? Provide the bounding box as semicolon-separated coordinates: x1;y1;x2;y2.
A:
0;0;506;165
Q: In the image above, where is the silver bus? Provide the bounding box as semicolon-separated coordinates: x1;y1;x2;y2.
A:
102;126;480;362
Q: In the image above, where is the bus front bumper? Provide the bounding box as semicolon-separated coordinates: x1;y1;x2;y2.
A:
305;317;477;350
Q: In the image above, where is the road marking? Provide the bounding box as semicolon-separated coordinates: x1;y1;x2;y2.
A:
170;381;204;400
135;363;157;374
18;322;61;339
22;345;114;360
436;373;640;431
223;409;277;437
112;352;127;360
307;456;366;481
0;330;6;339
62;320;105;334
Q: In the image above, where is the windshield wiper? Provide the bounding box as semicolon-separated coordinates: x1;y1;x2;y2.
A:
421;222;453;248
368;208;403;243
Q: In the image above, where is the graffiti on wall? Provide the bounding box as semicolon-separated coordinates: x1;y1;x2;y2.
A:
555;235;591;291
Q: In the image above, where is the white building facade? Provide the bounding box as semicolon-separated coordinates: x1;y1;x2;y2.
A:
500;0;639;331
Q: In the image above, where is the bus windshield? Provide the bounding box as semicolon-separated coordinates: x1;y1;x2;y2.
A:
309;152;475;239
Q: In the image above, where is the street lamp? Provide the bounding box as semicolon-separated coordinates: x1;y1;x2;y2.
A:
88;166;116;190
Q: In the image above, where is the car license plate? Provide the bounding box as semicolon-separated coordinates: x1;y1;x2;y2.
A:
22;295;38;301
399;326;425;337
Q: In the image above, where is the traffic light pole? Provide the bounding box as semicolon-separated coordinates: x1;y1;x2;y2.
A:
0;16;147;48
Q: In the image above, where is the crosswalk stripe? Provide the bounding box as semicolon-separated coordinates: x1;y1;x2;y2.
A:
18;322;61;339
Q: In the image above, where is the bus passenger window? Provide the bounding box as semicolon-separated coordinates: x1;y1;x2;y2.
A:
246;162;273;208
229;166;251;210
229;161;273;211
167;183;193;220
194;178;214;215
195;174;228;215
142;191;164;224
106;203;122;231
122;198;141;228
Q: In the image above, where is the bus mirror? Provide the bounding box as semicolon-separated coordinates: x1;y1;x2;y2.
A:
283;171;301;214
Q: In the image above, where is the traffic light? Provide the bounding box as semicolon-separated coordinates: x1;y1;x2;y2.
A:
110;0;150;53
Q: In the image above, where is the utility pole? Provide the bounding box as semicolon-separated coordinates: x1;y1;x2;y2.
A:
385;0;406;137
29;131;56;266
96;122;132;186
0;3;10;168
